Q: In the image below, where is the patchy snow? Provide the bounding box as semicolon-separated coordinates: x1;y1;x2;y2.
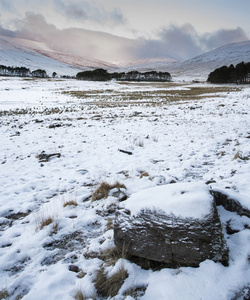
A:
120;182;213;219
0;77;250;299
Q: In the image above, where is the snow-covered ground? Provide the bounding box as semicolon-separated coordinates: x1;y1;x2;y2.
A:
0;77;250;299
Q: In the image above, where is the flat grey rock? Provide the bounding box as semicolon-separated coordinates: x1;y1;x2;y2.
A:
114;183;229;267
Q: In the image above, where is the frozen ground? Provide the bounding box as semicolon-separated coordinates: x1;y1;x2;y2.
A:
0;77;250;299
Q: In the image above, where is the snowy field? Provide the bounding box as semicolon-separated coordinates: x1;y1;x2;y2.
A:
0;77;250;299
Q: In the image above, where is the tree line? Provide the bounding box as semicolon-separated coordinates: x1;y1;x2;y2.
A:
207;62;250;84
76;69;171;82
0;65;48;78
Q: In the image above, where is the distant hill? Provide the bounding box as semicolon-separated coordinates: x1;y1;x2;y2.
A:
168;40;250;80
0;36;116;77
1;36;250;80
121;41;250;81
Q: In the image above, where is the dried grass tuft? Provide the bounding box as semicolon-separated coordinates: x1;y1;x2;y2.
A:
72;289;84;300
140;171;149;178
95;265;128;298
63;200;78;207
100;244;129;266
76;271;86;279
40;217;54;230
106;217;114;231
72;286;96;300
49;222;58;236
72;288;95;300
123;285;148;298
0;289;9;299
92;181;126;201
233;150;249;161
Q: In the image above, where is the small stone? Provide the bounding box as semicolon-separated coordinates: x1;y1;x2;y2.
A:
69;265;79;273
77;169;88;175
226;219;244;235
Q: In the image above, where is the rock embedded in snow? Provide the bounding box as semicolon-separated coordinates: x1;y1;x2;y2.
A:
114;182;229;267
211;189;250;218
68;265;79;273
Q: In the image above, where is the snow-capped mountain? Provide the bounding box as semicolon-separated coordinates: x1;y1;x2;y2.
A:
168;40;250;80
1;35;250;80
0;36;117;77
120;40;250;81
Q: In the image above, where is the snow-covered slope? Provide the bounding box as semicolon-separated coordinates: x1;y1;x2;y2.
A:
121;41;250;81
120;57;177;71
168;40;250;80
36;49;117;70
1;36;250;80
0;36;116;76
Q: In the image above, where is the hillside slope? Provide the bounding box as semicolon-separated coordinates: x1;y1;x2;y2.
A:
122;41;250;81
170;40;250;80
1;36;250;80
0;36;116;76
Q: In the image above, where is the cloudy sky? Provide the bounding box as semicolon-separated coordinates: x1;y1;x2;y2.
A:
0;0;249;63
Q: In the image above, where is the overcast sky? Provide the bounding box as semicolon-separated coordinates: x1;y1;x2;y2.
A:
0;0;249;63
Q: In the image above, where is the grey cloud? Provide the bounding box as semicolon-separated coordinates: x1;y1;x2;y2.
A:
159;24;202;59
0;24;16;37
0;0;16;12
13;13;57;42
135;24;202;61
202;27;248;50
0;14;248;63
109;8;125;24
0;13;137;63
55;1;87;20
136;24;249;61
54;0;125;25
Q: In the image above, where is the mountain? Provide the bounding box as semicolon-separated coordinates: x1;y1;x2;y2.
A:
121;41;250;81
168;40;250;80
0;36;117;77
1;35;250;80
139;41;250;80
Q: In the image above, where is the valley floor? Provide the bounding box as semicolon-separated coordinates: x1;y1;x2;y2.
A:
0;77;250;299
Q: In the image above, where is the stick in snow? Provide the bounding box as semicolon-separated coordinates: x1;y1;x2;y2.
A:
118;149;133;155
